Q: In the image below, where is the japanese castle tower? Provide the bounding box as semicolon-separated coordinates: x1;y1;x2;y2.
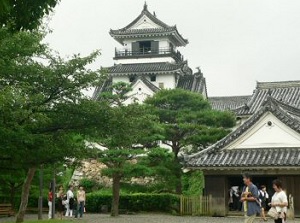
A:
93;3;207;103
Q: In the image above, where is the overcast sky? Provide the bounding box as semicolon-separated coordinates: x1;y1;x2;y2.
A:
44;0;300;96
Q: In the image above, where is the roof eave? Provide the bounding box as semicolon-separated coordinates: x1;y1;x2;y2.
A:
107;69;182;76
110;30;188;47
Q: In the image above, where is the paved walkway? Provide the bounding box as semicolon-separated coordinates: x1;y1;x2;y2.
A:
1;214;299;223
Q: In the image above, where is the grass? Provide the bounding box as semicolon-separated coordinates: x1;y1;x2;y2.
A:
2;220;81;223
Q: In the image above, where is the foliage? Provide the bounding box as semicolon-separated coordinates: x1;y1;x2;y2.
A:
86;192;180;213
3;221;72;223
92;82;163;216
0;28;107;222
0;0;60;31
139;148;178;192
145;89;236;155
182;171;205;195
145;89;236;193
79;178;101;193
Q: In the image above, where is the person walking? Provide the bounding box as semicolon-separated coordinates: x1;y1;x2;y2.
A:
77;186;86;218
259;185;269;221
57;186;65;220
269;180;288;223
47;188;53;219
241;173;261;223
65;185;74;217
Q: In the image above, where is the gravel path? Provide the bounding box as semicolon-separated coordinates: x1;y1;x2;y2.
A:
1;214;299;223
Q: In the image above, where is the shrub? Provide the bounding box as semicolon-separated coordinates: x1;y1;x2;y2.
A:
182;171;204;195
79;178;100;193
85;192;180;213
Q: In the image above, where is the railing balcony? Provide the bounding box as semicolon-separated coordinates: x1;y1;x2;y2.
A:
114;47;184;62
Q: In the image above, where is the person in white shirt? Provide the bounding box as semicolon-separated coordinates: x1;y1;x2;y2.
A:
269;180;288;223
65;185;74;217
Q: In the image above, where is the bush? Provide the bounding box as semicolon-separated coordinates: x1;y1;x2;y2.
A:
182;171;204;195
79;178;100;193
85;192;179;213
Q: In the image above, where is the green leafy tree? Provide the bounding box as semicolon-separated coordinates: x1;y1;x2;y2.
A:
145;89;236;193
0;0;59;31
182;171;205;195
139;148;178;192
94;83;163;216
0;169;25;207
0;28;107;222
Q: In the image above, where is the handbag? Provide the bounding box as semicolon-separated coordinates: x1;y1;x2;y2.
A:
268;207;279;219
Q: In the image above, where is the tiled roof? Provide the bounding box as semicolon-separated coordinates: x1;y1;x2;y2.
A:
234;81;300;116
177;72;207;95
110;27;176;35
209;96;251;111
92;77;112;99
186;97;300;168
109;4;188;46
187;148;300;168
121;3;172;30
92;76;161;99
106;62;183;75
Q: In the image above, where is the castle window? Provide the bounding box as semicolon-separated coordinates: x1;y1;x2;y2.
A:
158;82;164;89
139;41;151;53
150;75;156;82
132;41;159;55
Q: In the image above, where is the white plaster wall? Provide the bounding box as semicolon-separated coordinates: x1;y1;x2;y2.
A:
227;112;300;149
112;76;130;84
123;80;155;105
130;15;162;29
112;74;176;90
155;73;176;89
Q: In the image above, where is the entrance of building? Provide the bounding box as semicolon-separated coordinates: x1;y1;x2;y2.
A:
227;175;276;213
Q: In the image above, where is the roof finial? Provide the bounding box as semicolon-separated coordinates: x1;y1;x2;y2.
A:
143;1;148;11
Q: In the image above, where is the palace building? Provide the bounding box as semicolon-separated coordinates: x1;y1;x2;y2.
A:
186;81;300;216
92;3;300;217
93;3;207;103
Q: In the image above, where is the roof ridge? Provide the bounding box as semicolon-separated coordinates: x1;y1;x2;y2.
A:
209;95;252;99
187;96;300;160
266;96;300;117
117;4;171;31
257;80;300;89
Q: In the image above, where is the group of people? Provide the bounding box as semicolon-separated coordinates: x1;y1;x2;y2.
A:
229;184;270;217
48;185;86;219
241;173;288;223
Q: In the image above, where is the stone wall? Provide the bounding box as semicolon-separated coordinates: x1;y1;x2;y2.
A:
70;159;155;187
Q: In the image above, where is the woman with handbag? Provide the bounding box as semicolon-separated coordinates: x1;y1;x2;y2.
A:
268;180;288;223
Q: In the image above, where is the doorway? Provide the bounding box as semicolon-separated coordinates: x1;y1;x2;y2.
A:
227;175;276;212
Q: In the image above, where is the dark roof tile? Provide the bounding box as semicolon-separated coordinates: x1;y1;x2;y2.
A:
186;97;300;168
209;96;251;111
177;72;207;95
187;148;300;168
106;62;183;75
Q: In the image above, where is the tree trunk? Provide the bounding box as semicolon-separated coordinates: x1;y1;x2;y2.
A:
111;174;121;217
174;157;182;194
16;168;36;223
172;145;182;194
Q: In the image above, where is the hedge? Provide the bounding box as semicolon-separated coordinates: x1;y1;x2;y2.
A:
85;193;180;213
1;193;180;213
